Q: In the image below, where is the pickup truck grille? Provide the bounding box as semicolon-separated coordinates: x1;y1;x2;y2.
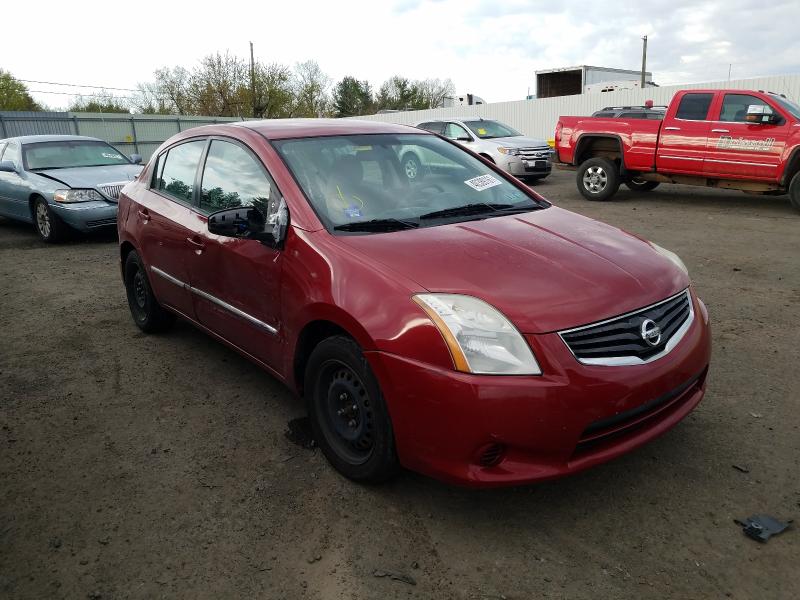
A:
559;290;693;366
516;147;552;161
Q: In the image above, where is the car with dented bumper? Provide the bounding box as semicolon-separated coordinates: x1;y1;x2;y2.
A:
118;119;711;487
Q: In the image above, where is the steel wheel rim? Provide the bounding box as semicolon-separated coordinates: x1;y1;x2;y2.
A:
583;166;608;193
36;203;51;238
133;270;147;309
405;158;418;179
318;359;374;465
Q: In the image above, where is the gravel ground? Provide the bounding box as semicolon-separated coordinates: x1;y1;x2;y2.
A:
1;170;798;600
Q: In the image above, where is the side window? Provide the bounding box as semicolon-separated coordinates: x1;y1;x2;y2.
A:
3;142;21;168
419;122;444;135
675;93;714;121
444;123;471;140
156;140;206;203
720;94;773;123
620;112;647;119
199;140;280;219
0;142;7;159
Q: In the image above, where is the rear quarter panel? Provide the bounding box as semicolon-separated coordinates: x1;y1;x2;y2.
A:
557;117;661;171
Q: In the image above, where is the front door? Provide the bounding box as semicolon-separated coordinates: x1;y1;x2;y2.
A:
656;92;715;175
136;138;207;319
0;142;30;220
704;93;788;181
188;138;283;371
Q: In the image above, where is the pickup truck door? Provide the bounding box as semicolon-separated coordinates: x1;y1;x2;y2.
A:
704;93;788;181
655;92;715;174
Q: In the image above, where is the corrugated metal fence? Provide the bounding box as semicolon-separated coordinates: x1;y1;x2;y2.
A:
0;112;250;160
350;74;800;140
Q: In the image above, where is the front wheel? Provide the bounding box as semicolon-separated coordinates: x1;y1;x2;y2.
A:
124;250;175;333
402;153;423;181
789;171;800;213
32;197;67;243
624;177;660;192
577;157;621;201
305;336;398;483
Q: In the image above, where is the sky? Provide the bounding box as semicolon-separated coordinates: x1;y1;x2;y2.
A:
3;0;800;109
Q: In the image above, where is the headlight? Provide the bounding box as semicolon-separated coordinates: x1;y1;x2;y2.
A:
650;242;688;275
54;189;104;203
496;147;520;155
413;294;541;375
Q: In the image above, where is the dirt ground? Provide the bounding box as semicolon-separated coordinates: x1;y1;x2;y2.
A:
1;170;799;600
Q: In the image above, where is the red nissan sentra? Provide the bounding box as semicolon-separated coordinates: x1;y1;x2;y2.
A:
118;119;711;487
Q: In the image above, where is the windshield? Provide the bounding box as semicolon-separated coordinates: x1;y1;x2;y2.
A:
463;120;522;139
771;95;800;120
24;140;132;170
274;133;547;233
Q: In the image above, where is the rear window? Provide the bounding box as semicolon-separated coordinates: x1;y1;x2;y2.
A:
675;93;714;121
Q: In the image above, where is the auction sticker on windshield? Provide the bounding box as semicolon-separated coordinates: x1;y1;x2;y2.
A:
465;174;502;191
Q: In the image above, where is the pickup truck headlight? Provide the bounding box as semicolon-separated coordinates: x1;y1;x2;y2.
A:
413;294;541;375
54;189;104;203
650;242;688;275
496;147;520;155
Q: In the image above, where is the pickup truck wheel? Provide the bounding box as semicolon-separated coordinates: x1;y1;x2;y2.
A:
305;335;399;483
577;157;620;201
789;172;800;213
624;178;660;192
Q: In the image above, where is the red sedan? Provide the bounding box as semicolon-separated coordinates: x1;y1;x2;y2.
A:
118;119;711;487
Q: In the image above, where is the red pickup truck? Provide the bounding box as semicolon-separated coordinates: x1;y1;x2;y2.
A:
555;89;800;212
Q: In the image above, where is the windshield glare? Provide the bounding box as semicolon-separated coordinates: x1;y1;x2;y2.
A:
24;141;131;170
463;120;522;139
772;95;800;120
275;134;545;232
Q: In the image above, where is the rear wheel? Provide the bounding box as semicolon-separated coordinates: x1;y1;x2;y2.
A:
124;250;175;333
789;171;800;213
577;157;621;201
32;197;67;243
624;177;660;192
305;336;398;482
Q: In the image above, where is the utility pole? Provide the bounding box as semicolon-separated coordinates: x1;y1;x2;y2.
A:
640;35;648;89
250;41;256;118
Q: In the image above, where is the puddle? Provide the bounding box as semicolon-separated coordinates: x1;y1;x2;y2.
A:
285;417;316;449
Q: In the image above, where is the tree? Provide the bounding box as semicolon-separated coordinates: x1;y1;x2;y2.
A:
134;66;192;115
291;60;331;117
376;76;424;111
69;92;130;113
416;78;455;109
188;52;249;117
251;62;294;118
0;70;42;111
332;76;373;117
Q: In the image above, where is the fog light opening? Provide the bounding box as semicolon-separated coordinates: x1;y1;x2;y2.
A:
476;442;506;468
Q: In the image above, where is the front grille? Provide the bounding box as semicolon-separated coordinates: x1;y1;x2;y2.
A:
87;217;117;227
516;147;552;161
560;290;692;366
98;182;127;201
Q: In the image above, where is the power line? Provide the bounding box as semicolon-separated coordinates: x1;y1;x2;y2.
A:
29;89;137;100
20;79;139;93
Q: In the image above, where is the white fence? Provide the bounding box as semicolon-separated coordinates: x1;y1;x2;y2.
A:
351;74;800;141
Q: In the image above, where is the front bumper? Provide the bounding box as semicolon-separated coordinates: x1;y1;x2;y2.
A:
504;157;552;178
366;293;711;488
50;200;118;232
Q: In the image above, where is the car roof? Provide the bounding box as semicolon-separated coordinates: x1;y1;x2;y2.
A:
1;134;105;145
234;118;424;140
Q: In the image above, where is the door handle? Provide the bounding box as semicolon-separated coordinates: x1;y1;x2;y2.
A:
137;209;150;222
664;126;681;131
186;236;206;252
711;128;729;133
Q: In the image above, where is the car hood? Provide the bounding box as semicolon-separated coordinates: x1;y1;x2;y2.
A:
335;206;689;333
34;164;143;189
489;135;550;149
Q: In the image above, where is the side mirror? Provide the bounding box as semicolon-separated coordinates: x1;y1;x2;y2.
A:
207;198;288;248
745;105;780;125
130;154;143;165
0;160;17;173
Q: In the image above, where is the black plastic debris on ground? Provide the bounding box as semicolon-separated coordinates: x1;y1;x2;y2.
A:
285;417;316;449
734;515;791;543
372;569;417;586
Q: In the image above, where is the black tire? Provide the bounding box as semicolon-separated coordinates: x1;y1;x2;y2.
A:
624;177;660;192
305;336;398;482
32;196;68;243
401;153;423;181
789;171;800;213
576;157;621;201
123;250;175;333
525;174;549;183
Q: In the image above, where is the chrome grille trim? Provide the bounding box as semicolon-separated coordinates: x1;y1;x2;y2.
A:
559;289;694;366
516;147;552;161
98;181;129;201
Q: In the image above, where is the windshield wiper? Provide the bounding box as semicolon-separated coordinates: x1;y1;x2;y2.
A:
333;218;419;232
419;202;537;220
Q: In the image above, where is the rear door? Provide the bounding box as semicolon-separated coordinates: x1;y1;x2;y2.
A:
135;138;207;318
0;142;30;220
189;138;283;370
656;92;715;174
704;92;788;181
